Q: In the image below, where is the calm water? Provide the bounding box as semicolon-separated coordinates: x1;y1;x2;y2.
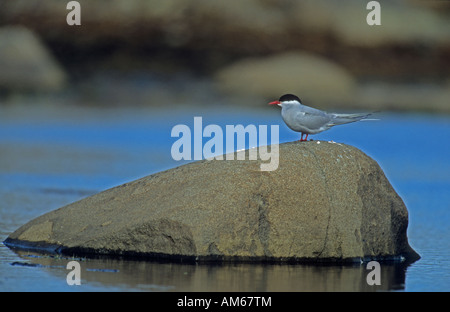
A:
0;104;449;291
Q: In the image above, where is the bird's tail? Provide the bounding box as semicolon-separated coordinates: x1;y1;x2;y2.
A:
330;112;374;126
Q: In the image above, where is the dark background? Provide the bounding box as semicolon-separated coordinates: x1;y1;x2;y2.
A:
1;0;449;112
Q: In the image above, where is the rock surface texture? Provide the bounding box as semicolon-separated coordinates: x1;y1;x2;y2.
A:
4;142;420;263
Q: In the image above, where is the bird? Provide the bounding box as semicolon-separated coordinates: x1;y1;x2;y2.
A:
269;94;373;141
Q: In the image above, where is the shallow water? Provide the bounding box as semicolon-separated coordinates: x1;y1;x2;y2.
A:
0;104;449;291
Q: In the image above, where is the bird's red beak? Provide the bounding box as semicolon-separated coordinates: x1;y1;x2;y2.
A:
269;101;281;105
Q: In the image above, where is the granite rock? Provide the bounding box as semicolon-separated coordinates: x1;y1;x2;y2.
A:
4;141;420;263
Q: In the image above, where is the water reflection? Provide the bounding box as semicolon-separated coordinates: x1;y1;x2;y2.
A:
11;250;408;291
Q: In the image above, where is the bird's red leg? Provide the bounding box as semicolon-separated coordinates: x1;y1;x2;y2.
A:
299;133;308;142
298;132;308;142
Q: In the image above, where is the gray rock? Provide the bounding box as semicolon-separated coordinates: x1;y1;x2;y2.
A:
215;52;356;106
4;141;420;263
0;26;66;91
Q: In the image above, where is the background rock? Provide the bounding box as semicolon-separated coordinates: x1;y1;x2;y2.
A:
4;141;420;263
215;52;356;106
0;0;449;111
0;26;67;92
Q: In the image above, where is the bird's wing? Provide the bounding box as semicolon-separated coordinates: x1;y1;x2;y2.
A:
293;106;331;130
329;112;372;126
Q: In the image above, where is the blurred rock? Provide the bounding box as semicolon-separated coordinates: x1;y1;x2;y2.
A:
4;142;419;263
215;52;356;107
356;81;450;113
0;26;67;92
291;0;450;47
0;0;448;78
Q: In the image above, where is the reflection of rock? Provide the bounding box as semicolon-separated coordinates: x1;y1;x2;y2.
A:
4;142;420;264
215;52;356;106
13;249;409;291
0;26;67;92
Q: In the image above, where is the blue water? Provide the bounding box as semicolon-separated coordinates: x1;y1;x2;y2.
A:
0;104;449;291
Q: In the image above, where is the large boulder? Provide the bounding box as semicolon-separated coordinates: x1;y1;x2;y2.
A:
4;141;420;263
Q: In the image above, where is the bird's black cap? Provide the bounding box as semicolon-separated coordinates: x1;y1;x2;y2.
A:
279;94;301;103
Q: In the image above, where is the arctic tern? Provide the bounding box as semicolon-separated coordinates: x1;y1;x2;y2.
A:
269;94;373;141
